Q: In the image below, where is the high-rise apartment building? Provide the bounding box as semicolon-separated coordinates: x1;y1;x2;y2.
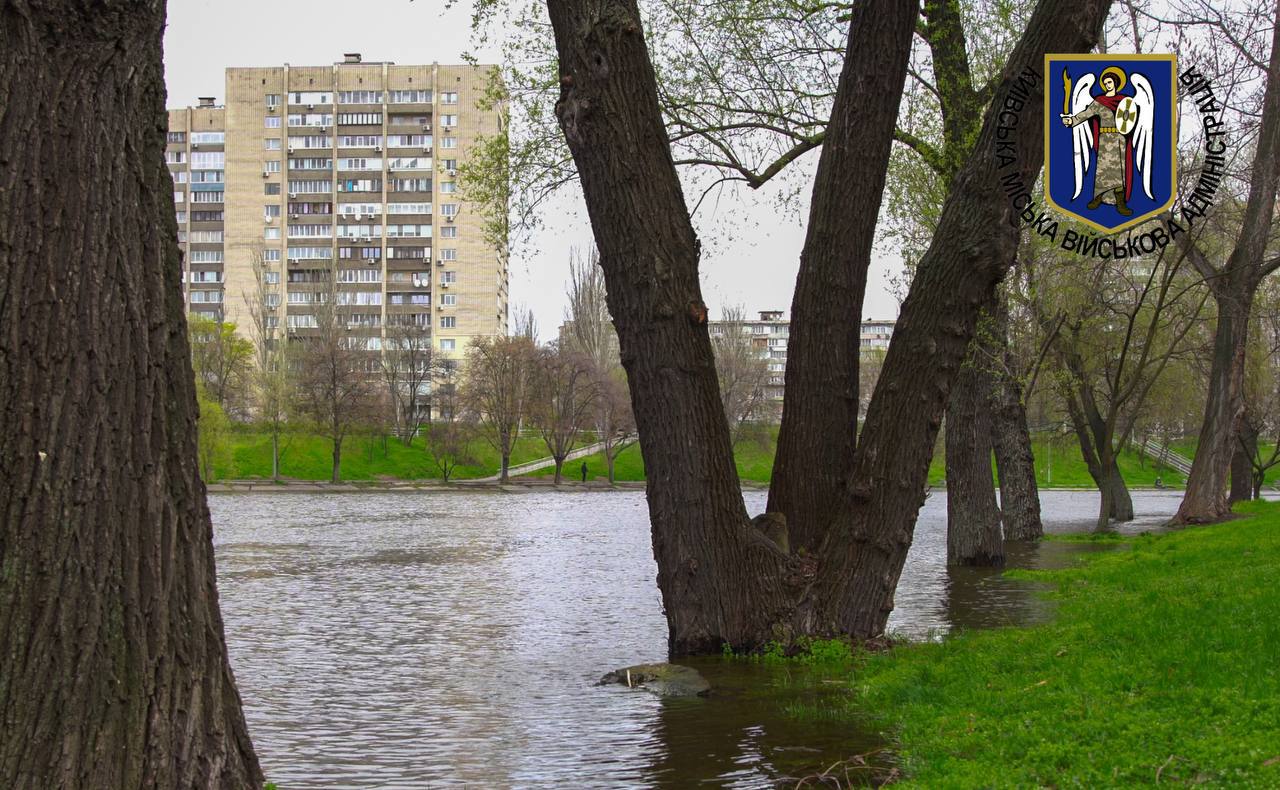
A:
167;54;507;365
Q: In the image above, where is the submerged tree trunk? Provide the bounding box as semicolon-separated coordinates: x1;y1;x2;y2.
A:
547;0;1109;653
0;2;262;786
945;360;1004;566
989;299;1043;540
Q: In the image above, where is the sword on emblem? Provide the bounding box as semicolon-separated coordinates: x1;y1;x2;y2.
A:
1062;67;1071;115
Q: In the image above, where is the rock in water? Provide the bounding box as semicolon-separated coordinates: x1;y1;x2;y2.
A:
598;663;711;697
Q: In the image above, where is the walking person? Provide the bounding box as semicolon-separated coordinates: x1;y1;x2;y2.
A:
580;461;589;483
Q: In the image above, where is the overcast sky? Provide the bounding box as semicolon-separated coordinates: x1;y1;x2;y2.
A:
163;0;902;338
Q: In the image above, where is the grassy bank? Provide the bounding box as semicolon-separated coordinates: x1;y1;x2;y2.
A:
832;500;1280;785
541;431;1187;489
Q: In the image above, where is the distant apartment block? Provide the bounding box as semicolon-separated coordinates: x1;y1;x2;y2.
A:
708;311;896;402
167;54;508;364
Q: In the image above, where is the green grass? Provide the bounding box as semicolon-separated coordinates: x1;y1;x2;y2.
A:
212;429;546;481
833;500;1280;786
545;430;1186;489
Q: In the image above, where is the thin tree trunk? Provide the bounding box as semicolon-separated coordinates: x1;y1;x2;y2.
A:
500;452;511;483
547;0;1109;653
989;297;1043;540
554;457;564;485
1175;293;1251;521
272;431;281;482
945;360;1004;565
1230;409;1257;504
607;450;616;484
0;2;262;785
332;437;343;483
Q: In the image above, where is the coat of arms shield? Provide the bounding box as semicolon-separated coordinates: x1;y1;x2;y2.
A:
1044;54;1178;234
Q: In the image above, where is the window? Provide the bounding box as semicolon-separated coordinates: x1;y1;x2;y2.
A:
440;338;456;351
289;179;332;194
440;182;456;193
439;316;456;329
175;210;187;223
172;171;188;184
190;230;223;243
190;271;223;283
266;94;281;107
440;203;458;217
389;90;432;103
339;246;382;260
177;230;187;243
390;178;432;192
338;269;381;283
264;205;281;218
263;250;281;262
265;183;281;195
338;157;381;171
440;225;457;238
265;116;282;128
288;224;332;238
339;90;383;104
387;134;431;147
337;291;383;305
289;113;333;127
287;247;333;260
441;248;457;260
336;112;381;125
287;315;318;329
191;191;223;203
288;201;332;215
264;160;281;173
168;131;186;143
190;170;224;183
264;228;280;240
189;250;223;263
288;291;326;304
190;290;224;303
264;293;281;307
292;135;331;149
338;203;381;217
265;138;281;150
337;178;381;193
191;132;225;144
290;91;332;105
440;294;457;306
388;156;431;170
191;151;224;169
441;159;458;170
386;224;431;238
339;135;382;148
386;203;431;214
266;316;279;329
388;246;430;259
166;151;186;164
440;114;458;127
440;271;457;284
440;91;458;104
347;313;382;328
440;137;457;149
288;157;332;170
191;210;223;222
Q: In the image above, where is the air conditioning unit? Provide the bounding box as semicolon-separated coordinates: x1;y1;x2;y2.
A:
307;103;315;110
375;145;383;152
319;126;328;133
287;146;295;154
447;169;458;177
288;191;297;198
445;215;454;223
265;216;275;223
436;259;445;266
423;147;432;155
422;124;432;132
262;171;270;179
440;282;449;288
268;106;277;113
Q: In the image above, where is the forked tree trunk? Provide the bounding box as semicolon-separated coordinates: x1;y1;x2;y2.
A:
0;2;262;786
945;361;1004;566
554;457;564;484
547;0;1109;653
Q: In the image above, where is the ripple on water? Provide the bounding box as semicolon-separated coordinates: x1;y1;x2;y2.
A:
211;488;1187;788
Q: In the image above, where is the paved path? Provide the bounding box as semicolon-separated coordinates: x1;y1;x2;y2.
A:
473;436;638;482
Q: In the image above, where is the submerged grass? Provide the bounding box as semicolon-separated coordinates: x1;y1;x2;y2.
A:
830;500;1280;786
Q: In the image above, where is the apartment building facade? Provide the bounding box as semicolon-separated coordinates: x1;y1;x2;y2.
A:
167;54;507;368
708;311;896;403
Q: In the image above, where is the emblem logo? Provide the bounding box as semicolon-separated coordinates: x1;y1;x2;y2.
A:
1045;54;1177;234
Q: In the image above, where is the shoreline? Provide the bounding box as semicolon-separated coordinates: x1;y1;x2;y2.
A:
205;479;1179;494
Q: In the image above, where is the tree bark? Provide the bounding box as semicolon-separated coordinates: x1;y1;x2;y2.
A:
1231;413;1259;503
945;360;1004;566
1173;10;1280;524
548;0;1109;653
332;434;343;483
0;2;262;786
500;452;511;483
554;457;564;485
989;296;1043;540
765;0;917;552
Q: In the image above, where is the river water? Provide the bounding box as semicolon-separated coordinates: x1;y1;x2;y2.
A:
211;489;1186;788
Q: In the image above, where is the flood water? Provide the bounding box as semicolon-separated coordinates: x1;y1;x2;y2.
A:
211;489;1186;788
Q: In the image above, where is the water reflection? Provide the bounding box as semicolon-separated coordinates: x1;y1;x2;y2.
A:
211;488;1187;788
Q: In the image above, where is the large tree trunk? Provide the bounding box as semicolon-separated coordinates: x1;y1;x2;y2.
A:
945;360;1004;566
548;0;1109;653
0;2;262;786
553;457;564;485
765;0;917;552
